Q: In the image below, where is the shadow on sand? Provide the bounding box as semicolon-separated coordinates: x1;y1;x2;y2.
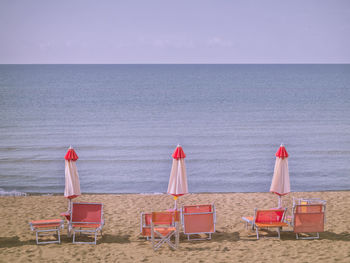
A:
0;237;34;248
0;234;131;248
100;234;131;244
241;230;350;241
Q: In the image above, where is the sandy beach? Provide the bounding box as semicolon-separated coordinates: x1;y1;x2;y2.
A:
0;191;349;263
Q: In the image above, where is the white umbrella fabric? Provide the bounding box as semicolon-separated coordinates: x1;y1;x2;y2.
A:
64;146;81;212
167;145;188;209
270;144;290;208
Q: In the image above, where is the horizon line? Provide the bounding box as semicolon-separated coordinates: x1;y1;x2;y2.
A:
1;63;350;65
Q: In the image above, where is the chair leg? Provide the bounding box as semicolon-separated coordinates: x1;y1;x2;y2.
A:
58;229;61;244
295;232;320;240
151;227;155;250
152;230;177;251
256;227;259;239
175;224;179;248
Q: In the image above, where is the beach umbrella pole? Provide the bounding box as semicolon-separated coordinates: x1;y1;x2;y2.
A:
174;196;178;210
278;195;282;208
68;198;72;213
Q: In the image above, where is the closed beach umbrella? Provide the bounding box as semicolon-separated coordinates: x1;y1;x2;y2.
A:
270;144;290;208
64;146;81;212
167;145;188;209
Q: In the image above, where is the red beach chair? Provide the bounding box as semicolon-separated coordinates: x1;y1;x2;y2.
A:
69;202;104;244
140;212;152;240
243;208;288;239
293;204;325;239
29;219;64;244
151;211;180;251
181;204;216;241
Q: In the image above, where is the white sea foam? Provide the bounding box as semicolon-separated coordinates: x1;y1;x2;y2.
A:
0;188;27;196
138;192;164;195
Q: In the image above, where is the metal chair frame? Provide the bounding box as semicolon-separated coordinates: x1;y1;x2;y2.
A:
150;211;179;251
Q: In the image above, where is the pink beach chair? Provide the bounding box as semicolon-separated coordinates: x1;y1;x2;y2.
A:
242;208;288;239
151;211;180;251
69;202;104;244
29;219;64;245
293;204;325;239
181;204;216;241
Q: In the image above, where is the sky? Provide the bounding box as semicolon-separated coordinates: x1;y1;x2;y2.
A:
0;0;349;64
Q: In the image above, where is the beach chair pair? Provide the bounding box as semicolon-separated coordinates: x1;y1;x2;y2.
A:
242;202;326;240
140;204;216;250
30;202;104;245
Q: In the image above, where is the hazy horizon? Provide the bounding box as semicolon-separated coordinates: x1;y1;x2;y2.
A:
1;0;350;64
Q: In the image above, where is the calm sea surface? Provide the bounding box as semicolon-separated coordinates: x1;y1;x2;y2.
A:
0;64;349;195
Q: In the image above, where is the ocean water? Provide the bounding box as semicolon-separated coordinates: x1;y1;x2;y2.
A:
0;64;349;195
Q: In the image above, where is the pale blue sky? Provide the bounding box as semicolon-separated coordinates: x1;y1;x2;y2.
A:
1;0;349;63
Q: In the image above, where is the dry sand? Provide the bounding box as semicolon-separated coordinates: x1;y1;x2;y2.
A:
0;191;349;263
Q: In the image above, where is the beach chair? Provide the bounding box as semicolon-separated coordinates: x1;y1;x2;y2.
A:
242;208;288;239
181;204;216;241
140;212;152;240
151;211;180;251
69;202;104;244
29;219;64;244
293;204;325;239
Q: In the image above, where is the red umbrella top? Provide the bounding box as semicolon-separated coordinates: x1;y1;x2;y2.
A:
172;146;186;160
275;145;288;159
65;147;79;161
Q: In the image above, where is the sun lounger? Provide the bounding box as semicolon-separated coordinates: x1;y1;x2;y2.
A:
293;204;325;239
151;211;180;251
181;204;216;241
69;202;104;244
29;219;64;244
242;208;288;239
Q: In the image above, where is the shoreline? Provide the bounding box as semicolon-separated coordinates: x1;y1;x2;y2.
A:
1;189;350;197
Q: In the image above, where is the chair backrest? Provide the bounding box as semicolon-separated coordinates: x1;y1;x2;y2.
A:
293;204;325;233
71;203;103;224
182;204;215;234
151;211;179;225
254;209;286;223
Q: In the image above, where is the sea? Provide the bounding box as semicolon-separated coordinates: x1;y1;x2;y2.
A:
0;64;349;195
